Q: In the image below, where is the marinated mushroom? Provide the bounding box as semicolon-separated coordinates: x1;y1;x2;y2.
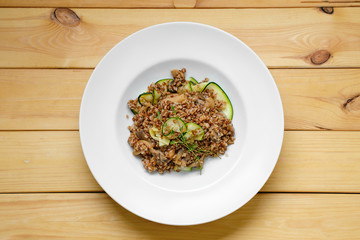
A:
163;94;186;103
136;140;168;163
205;97;215;109
135;130;147;140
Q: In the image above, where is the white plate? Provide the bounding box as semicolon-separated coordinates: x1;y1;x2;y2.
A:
80;22;284;226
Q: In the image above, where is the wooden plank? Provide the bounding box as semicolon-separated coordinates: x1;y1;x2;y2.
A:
0;131;359;193
0;0;175;8
0;0;358;8
0;131;100;192
196;0;360;8
1;69;360;131
261;131;360;192
0;69;89;130
274;69;360;130
0;8;359;68
0;193;359;239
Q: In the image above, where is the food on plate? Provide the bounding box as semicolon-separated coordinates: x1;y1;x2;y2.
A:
127;68;234;173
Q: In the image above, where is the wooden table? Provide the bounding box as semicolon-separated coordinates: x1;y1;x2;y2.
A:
1;0;360;239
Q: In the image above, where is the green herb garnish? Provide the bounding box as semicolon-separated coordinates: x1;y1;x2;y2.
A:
177;134;218;157
157;111;162;121
170;140;178;147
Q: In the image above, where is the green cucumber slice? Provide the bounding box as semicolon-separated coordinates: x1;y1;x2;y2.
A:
202;82;233;120
174;166;192;172
155;78;172;85
153;88;161;104
192;82;209;92
161;117;187;138
149;127;170;146
178;81;193;93
183;122;204;142
153;78;173;104
138;92;153;106
188;77;198;84
186;81;193;92
130;108;139;114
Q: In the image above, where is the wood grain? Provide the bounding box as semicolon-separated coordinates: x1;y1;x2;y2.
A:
0;131;359;193
261;131;360;192
0;69;89;130
1;69;360;130
0;193;359;239
274;69;360;130
0;3;358;239
0;8;359;68
0;131;100;192
0;0;358;8
196;0;360;8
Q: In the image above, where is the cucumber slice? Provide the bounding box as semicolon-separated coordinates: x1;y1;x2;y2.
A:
183;122;204;142
202;82;233;120
149;127;170;146
161;117;187;138
153;88;161;104
186;81;193;92
155;78;172;85
138;92;153;106
174;166;192;172
188;77;198;84
130;108;138;114
192;82;209;92
153;78;173;104
178;81;193;93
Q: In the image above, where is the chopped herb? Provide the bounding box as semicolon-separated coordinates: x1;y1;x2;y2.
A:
157;111;162;121
188;143;197;151
198;147;220;158
171;105;177;114
176;134;219;158
193;156;203;175
166;129;176;137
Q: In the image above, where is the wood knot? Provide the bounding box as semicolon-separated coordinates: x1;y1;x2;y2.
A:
343;94;360;112
52;8;80;27
320;7;334;14
310;50;331;65
314;125;332;130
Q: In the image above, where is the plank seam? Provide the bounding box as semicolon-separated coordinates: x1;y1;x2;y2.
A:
1;67;360;70
0;191;359;194
0;6;359;9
